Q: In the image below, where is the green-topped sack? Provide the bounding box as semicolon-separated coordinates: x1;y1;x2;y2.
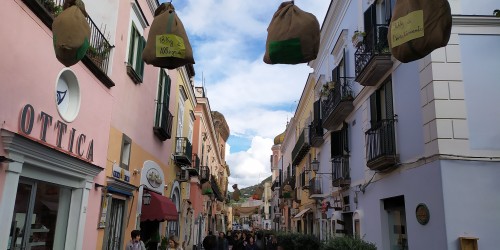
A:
264;1;320;65
143;3;195;69
52;0;90;67
388;0;452;63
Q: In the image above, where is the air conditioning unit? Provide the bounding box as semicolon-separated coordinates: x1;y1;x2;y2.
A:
177;169;189;182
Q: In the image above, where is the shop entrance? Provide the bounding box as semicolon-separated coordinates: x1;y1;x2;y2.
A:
8;178;70;250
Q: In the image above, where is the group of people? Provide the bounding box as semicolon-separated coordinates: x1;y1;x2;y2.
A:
125;229;183;250
203;230;278;250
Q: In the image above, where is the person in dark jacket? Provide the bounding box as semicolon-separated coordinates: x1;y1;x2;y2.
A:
266;235;278;250
217;232;229;250
203;231;217;250
245;236;260;250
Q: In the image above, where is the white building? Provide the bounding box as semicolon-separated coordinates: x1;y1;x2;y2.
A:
278;0;500;249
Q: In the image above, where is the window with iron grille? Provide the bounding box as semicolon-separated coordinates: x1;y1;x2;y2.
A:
331;123;349;158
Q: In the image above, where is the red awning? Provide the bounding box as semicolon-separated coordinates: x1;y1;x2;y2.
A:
141;191;178;222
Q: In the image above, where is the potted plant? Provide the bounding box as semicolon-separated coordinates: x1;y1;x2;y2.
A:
352;30;366;48
320;81;335;98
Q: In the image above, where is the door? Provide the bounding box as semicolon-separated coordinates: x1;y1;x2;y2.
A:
9;179;68;250
106;198;125;250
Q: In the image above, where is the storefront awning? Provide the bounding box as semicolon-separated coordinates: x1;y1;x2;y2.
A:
294;208;311;218
141;191;178;222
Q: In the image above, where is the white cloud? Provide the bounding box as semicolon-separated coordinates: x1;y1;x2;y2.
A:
163;0;331;188
226;136;274;190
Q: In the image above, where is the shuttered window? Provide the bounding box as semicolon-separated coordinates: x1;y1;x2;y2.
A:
127;24;146;81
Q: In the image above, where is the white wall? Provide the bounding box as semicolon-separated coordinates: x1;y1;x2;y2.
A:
460;35;500;150
441;160;500;249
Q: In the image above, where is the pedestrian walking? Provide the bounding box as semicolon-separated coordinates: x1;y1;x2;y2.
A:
203;231;217;250
167;236;183;250
125;230;146;250
266;235;278;250
245;236;260;250
217;232;229;250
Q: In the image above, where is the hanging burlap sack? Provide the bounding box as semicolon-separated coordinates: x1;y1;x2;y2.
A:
264;1;320;65
388;0;452;63
232;184;241;201
52;0;91;67
253;185;264;200
143;3;195;69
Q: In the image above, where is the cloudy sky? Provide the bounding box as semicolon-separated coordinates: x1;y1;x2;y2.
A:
161;0;330;190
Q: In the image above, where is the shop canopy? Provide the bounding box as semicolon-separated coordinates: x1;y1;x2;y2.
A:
141;191;178;222
294;208;311;219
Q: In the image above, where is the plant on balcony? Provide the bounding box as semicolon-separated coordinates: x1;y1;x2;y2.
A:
320;81;335;97
494;9;500;17
352;30;366;48
40;0;63;17
87;43;111;66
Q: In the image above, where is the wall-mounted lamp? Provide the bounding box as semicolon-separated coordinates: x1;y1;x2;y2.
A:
133;169;141;175
310;158;320;172
143;192;152;205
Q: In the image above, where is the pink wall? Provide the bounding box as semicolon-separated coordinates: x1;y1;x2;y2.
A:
0;1;115;248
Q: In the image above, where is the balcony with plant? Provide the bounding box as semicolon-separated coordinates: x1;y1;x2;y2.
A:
22;0;115;87
354;24;392;86
321;77;355;131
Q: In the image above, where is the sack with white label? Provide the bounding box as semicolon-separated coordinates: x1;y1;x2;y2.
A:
143;3;195;69
263;1;320;65
52;0;91;67
388;0;452;63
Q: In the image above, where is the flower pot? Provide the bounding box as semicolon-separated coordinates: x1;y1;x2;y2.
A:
352;34;364;48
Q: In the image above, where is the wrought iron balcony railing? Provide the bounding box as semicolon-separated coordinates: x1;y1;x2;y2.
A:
322;77;355;131
365;119;398;171
354;24;392;86
200;166;210;182
332;156;350;187
22;0;115;87
186;154;200;176
291;127;310;166
309;118;324;147
309;177;322;196
153;103;174;141
174;137;192;166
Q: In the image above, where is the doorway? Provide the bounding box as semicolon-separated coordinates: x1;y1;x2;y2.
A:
8;179;70;250
105;198;125;250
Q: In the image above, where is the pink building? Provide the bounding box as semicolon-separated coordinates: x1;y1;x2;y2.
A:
0;0;115;249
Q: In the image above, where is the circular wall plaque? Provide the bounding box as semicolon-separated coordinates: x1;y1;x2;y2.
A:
416;203;430;225
55;69;81;122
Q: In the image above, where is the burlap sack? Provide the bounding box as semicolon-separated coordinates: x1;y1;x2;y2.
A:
143;3;195;69
264;1;320;65
388;0;452;63
232;184;241;201
52;1;91;67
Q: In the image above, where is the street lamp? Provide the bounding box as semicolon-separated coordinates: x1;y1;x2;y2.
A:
143;192;152;205
310;158;320;172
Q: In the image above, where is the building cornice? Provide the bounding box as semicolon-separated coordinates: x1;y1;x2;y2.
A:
452;15;500;26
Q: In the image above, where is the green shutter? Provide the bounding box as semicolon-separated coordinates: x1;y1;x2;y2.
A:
137;36;146;80
128;25;136;66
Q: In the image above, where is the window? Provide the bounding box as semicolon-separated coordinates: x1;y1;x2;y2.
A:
378;0;397;24
370;80;394;126
384;196;408;250
154;70;173;141
331;123;349;158
126;24;145;83
120;134;132;170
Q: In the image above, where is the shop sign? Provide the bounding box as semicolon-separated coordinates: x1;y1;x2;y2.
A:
18;104;95;162
112;163;130;182
146;168;162;188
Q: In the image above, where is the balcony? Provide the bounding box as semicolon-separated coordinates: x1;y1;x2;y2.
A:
332;156;350;188
200;166;210;182
309;177;322;196
153;103;174;141
292;127;310;166
22;0;115;88
186;154;200;176
174;137;192;166
354;24;392;86
365;119;398;171
322;77;355;131
309;118;324;147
